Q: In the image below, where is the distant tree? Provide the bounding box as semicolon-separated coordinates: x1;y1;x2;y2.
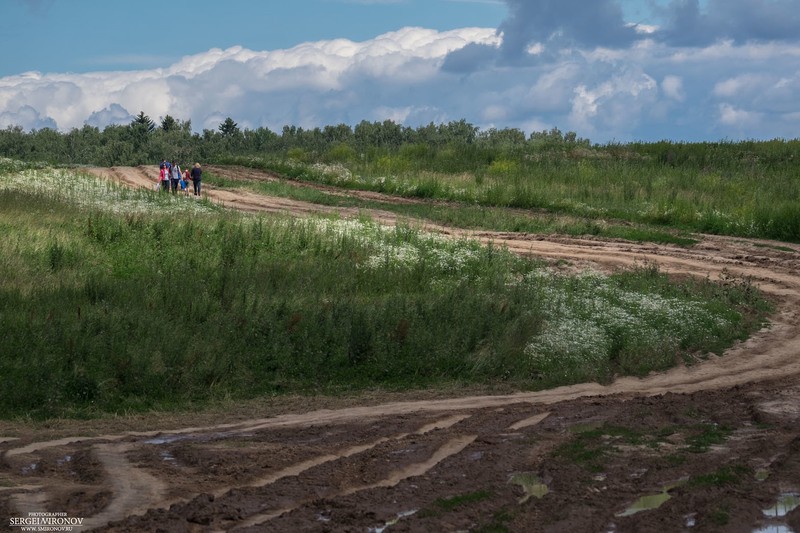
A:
129;112;155;157
354;120;404;150
479;127;526;149
65;125;102;164
438;119;478;145
412;122;442;147
323;123;353;145
131;111;155;133
243;126;278;151
528;127;590;149
219;117;240;137
160;115;179;132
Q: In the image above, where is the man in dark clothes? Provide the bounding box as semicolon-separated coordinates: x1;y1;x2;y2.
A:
190;163;202;196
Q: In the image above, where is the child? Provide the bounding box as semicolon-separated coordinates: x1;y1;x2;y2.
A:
184;168;192;195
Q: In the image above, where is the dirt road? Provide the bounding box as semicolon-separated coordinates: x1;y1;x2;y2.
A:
1;165;799;532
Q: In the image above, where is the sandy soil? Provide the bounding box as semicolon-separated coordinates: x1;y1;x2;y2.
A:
1;165;799;532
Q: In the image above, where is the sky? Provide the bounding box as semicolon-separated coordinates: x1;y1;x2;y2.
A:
1;0;798;143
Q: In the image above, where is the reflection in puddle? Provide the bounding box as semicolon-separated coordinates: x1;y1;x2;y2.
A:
510;472;549;503
143;430;249;446
616;492;671;517
144;435;187;445
763;493;800;518
160;450;177;464
752;525;793;533
616;479;688;517
752;492;800;533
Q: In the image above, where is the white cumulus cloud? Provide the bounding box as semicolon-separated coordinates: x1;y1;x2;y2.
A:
662;75;685;101
0;17;799;142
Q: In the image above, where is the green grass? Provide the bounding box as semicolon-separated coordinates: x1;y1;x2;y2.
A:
553;422;741;472
689;465;748;488
708;505;731;526
473;509;514;533
0;164;776;419
553;426;622;472
685;423;733;453
206;164;697;246
419;490;494;520
433;490;493;511
225;151;800;243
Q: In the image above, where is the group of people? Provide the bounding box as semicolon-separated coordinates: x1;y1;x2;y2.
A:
158;159;202;196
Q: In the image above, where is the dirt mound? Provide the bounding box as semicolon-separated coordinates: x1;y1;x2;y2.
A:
1;165;798;531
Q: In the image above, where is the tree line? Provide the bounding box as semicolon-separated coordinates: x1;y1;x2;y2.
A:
0;112;798;171
0;112;589;167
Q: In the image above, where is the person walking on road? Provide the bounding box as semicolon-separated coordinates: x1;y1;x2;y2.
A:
160;164;171;192
183;167;191;195
170;162;182;193
158;163;169;192
190;163;202;196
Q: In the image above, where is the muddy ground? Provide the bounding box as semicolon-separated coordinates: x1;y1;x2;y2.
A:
2;165;799;532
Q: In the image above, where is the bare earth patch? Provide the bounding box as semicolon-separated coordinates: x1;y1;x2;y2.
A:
2;166;799;532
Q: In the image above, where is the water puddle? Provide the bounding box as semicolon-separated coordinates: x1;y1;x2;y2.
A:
143;430;248;446
368;509;418;532
752;525;793;533
763;493;800;518
751;492;799;533
616;492;672;517
144;435;187;445
616;479;687;517
510;472;549;503
160;450;178;464
756;469;770;482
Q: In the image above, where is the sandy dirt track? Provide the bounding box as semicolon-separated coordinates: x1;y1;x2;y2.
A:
1;165;799;532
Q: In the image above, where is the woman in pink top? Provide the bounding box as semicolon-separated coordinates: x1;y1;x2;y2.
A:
159;165;170;192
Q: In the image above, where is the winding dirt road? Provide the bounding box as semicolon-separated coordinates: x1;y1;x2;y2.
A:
1;165;799;532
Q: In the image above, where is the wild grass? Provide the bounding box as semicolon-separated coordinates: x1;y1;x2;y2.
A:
203;168;696;246
0;164;773;419
225;150;800;243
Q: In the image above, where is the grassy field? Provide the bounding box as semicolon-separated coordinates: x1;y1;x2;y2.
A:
203;168;698;246
221;143;800;243
0;160;772;419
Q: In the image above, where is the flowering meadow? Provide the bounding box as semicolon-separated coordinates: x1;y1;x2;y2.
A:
0;161;771;418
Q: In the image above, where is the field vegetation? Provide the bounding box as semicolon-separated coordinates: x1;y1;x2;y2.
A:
0;159;772;418
2;116;798;242
202;168;698;246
